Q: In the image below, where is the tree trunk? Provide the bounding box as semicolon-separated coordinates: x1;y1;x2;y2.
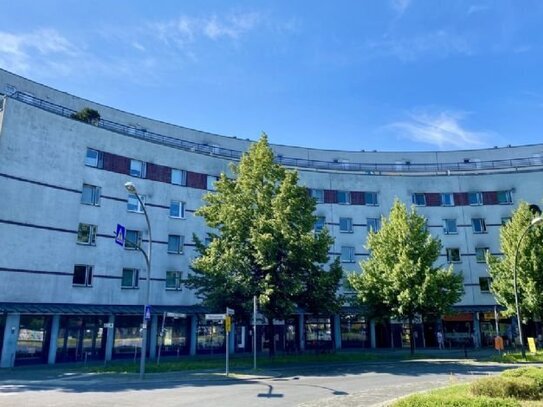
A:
268;318;276;358
409;316;415;356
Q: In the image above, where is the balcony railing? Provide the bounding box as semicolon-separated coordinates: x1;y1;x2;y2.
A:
9;91;543;175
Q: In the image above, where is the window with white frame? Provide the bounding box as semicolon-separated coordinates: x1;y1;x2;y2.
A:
441;193;454;206
169;200;185;219
497;190;513;205
340;246;355;263
314;216;326;233
77;223;96;245
81;184;101;206
468;192;483;206
171;169;187;186
125;230;141;250
168;234;184;254
501;217;511;225
85;148;103;168
479;277;492;292
130;159;146;178
337;191;351;205
207;175;218;191
446;248;461;263
121;268;139;288
310;189;324;204
127;194;145;213
443;219;457;234
73;265;93;287
339;217;353;233
365;192;378;206
166;271;183;290
475;247;489;263
412;193;426;206
367;218;380;232
472;218;487;233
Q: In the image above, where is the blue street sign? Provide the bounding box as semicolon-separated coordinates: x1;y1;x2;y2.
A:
115;224;126;246
145;305;151;321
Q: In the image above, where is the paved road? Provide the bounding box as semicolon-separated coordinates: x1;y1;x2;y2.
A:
0;358;514;407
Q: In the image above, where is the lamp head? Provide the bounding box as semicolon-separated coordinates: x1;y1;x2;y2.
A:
531;217;543;226
124;181;137;193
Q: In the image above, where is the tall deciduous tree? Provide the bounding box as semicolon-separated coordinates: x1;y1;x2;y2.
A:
186;135;343;356
348;199;464;354
486;201;543;321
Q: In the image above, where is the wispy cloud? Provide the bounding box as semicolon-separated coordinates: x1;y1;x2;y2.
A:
388;110;491;149
390;0;411;16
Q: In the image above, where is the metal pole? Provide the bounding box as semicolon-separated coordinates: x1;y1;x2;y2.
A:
253;295;257;370
157;311;166;365
226;312;229;376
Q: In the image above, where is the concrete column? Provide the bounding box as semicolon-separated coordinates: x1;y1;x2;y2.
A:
298;314;305;352
370;319;377;349
1;313;20;368
333;315;342;350
149;314;158;360
189;315;198;356
47;314;61;365
473;312;481;348
229;322;236;354
105;315;115;362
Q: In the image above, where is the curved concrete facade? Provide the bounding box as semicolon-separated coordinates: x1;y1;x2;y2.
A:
1;68;542;366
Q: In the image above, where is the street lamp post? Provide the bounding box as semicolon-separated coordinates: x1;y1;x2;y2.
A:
125;181;152;379
513;216;543;359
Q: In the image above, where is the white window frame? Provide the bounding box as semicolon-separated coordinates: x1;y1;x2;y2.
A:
130;159;147;178
121;268;139;289
81;184;101;206
365;192;378;206
367;218;380;233
443;219;457;235
77;223;97;245
497;190;513;205
171;168;187;186
441;193;454;206
468;192;483;206
339;217;353;233
472;218;487;234
340;246;355;263
168;234;184;254
475;247;489;263
315;216;326;233
310;189;324;204
479;277;492;293
85;148;103;168
412;193;426;206
166;271;183;291
337;191;351;205
169;200;185;219
446;248;461;263
125;230;141;250
72;265;93;287
127;194;145;213
207;175;218;191
501;217;511;225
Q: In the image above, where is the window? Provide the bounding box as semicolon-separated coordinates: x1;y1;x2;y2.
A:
337;191;351;205
501;217;511;225
446;248;461;263
339;217;353;233
443;219;457;235
127;194;145;213
207;175;218;191
412;193;426;206
130;159;146;178
125;230;141;250
340;246;355;263
168;235;184;254
166;271;183;290
479;277;492;292
171;169;187;186
310;189;324;204
73;265;93;287
468;192;482;206
441;193;454;206
121;268;139;288
169;200;185;219
367;218;380;232
77;223;96;245
365;192;378;206
472;218;487;233
85;148;103;168
497;190;513;205
315;216;326;233
81;184;101;206
475;247;489;263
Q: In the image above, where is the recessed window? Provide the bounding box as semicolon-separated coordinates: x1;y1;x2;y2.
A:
443;219;457;235
310;189;324;204
365;192;378;206
337;191;351;205
171;169;187;186
77;223;96;245
441;193;454;206
81;184;101;206
472;218;487;233
315;216;326;233
127;194;145;213
170;200;185;219
121;268;139;289
475;247;489;263
168;234;184;254
339;217;353;233
367;218;380;232
412;193;426;206
73;265;93;287
85;148;103;168
501;217;511;225
125;230;141;250
468;192;483;206
446;248;461;263
130;159;147;178
207;175;218;191
340;246;355;263
497;190;513;205
166;271;183;290
479;277;492;292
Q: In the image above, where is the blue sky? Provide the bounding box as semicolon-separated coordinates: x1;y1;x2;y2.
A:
1;1;542;151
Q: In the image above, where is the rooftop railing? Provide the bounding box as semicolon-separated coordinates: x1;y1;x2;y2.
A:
9;91;542;175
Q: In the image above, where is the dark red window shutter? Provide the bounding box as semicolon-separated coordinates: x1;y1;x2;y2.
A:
483;191;498;205
351;191;365;205
103;152;130;175
186;171;207;189
324;190;337;204
147;163;171;183
453;192;469;206
425;193;441;207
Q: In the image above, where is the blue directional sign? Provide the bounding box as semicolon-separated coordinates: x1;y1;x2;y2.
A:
144;305;152;321
115;224;126;246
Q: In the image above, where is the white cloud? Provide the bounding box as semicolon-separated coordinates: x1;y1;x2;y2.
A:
388;110;490;149
390;0;411;16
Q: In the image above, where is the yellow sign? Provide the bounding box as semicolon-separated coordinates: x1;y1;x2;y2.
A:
225;316;231;333
528;337;537;354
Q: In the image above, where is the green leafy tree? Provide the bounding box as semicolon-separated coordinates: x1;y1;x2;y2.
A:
486;201;543;321
70;107;100;124
186;135;343;356
348;199;464;354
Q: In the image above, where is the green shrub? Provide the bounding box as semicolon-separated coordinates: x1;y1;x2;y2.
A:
70;107;100;124
394;393;519;407
469;375;540;400
502;366;543;389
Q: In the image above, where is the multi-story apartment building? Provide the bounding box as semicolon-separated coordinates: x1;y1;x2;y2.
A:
1;69;542;367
